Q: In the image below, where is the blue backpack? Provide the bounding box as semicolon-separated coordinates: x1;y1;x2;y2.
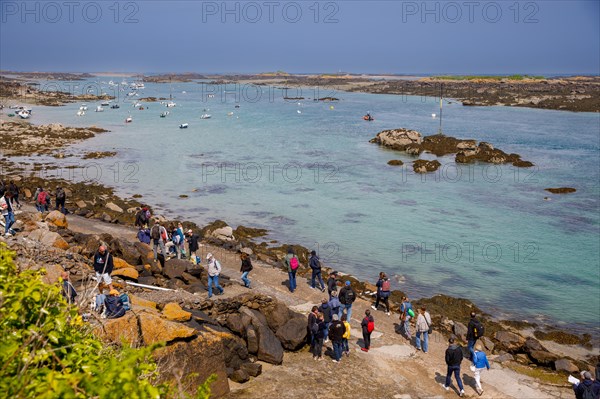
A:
119;293;131;311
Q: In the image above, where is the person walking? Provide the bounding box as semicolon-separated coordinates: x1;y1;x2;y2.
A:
206;253;224;298
399;296;414;340
318;298;333;342
443;336;465;397
150;220;168;263
328;314;345;363
33;187;42;212
284;247;300;293
55;186;66;214
372;272;391;315
8;181;20;209
361;309;375;352
339;281;357;321
415;306;432;353
1;192;16;236
92;245;114;291
472;344;491;396
341;314;351;357
186;229;201;264
240;252;253;288
307;306;319;355
467;312;485;360
309;250;326;292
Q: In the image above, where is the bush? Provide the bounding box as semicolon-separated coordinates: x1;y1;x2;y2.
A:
0;244;214;399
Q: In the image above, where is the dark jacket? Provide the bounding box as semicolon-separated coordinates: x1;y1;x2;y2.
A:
104;295;126;319
135;210;147;227
319;303;332;323
361;315;374;333
573;379;599;399
467;318;482;341
327;276;337;294
339;286;356;305
187;233;200;252
315;320;327;340
308;312;318;335
93;251;114;274
8;183;19;196
445;344;464;366
309;255;321;270
240;257;253;273
328;320;345;341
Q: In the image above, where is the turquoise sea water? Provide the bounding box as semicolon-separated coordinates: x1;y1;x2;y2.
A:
16;79;600;332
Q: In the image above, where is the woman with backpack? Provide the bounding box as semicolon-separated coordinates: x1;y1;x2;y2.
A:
284;247;300;293
361;309;375;352
372;272;391;315
240;252;253;288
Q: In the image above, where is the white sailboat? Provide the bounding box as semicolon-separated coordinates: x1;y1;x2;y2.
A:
200;114;212;119
96;106;104;112
76;110;85;116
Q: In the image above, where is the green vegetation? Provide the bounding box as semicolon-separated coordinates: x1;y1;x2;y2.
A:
433;75;545;81
0;244;214;399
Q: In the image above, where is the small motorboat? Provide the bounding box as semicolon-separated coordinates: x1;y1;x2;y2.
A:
227;112;234;116
363;113;374;121
138;106;144;110
160;111;169;118
101;101;110;106
125;116;133;123
76;110;85;116
200;114;211;119
133;102;142;108
96;106;104;112
80;104;88;111
17;110;31;119
166;101;176;108
179;123;188;129
111;104;120;109
235;105;240;108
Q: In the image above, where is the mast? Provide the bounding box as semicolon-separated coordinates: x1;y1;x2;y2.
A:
438;83;443;135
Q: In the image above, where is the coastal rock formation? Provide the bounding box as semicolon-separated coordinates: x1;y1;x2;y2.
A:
413;159;441;174
370;130;533;168
369;128;423;151
163;302;192;322
545;187;577;194
45;210;68;228
387;160;404;166
111;267;139;280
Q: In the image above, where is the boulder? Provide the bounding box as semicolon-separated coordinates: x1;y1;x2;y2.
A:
275;316;308;351
163;258;189;279
263;301;292;331
529;350;558;367
229;369;250;383
370;128;422;150
130;295;157;309
138;276;157;286
76;200;87;209
480;336;495;352
162;303;192;322
45;210;68;228
495;353;514;363
111;267;139;280
95;312;140;346
226;314;246;336
23;188;32;198
153;333;229;397
113;257;135;269
134;241;154;264
186;262;203;277
240;362;262;377
138;312;196;345
494;330;526;352
109;238;143;266
212;226;235;241
452;321;468;342
246;325;258;354
554;358;579;373
189;309;219;325
105;202;124;213
387;160;404;166
413;159;441;174
30;229;70;250
41;264;65;285
524;337;545;353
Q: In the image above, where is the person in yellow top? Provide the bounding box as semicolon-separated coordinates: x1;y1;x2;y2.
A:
342;314;351;357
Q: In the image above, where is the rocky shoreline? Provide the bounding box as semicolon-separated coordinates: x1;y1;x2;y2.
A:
1;104;597;397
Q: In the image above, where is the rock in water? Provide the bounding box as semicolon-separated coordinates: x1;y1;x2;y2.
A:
413;159;441;174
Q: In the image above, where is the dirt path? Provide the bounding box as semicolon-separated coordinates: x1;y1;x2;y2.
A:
27;208;571;398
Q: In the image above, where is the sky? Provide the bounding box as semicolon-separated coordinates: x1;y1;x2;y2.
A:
0;0;598;75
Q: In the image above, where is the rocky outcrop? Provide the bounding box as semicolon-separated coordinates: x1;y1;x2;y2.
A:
163;303;192;322
29;229;70;250
111;267;139;280
545;187;577;194
387;160;404;166
138;313;197;345
413;159;441;174
45;210;68;228
275;316;308;351
494;330;526;352
369;129;422;151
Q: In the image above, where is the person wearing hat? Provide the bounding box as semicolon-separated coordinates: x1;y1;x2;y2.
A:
104;289;126;319
471;343;490;396
309;250;326;292
206;253;224;298
328;313;345;363
443;335;465;397
573;370;598;399
338;281;356;321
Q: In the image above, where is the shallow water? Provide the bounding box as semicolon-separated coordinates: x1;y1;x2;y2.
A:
19;78;600;332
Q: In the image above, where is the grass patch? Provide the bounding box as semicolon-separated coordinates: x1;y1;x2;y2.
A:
507;363;568;386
